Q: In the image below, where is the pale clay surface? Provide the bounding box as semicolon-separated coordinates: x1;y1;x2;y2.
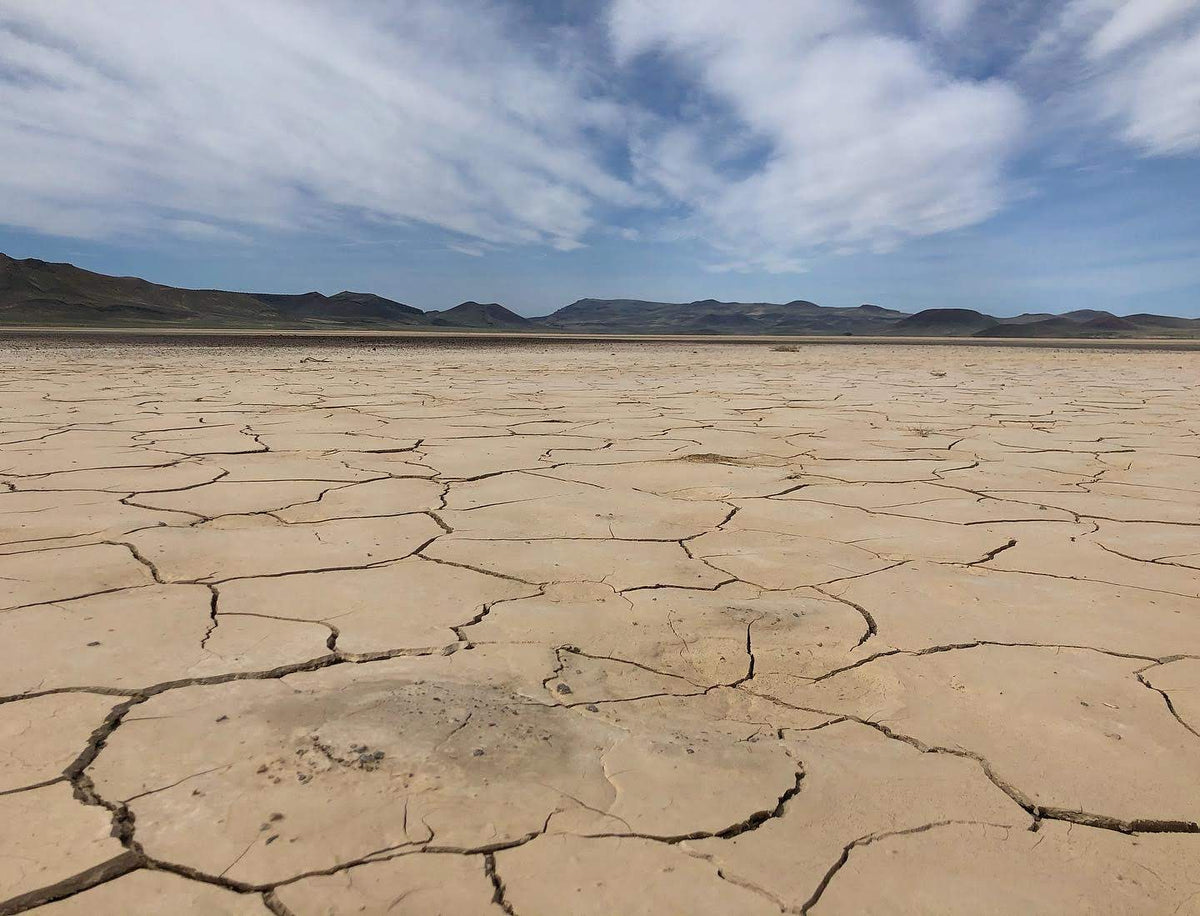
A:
0;340;1197;915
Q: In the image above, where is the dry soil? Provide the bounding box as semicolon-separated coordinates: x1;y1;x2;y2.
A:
1;339;1198;915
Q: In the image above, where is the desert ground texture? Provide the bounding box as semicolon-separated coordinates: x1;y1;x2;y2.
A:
1;338;1198;915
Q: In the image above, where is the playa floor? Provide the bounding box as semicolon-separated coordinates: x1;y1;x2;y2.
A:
2;339;1198;914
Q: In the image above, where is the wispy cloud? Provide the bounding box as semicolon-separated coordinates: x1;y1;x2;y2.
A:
0;0;1196;277
610;0;1026;272
0;0;635;248
448;242;488;257
1023;0;1200;156
915;0;981;36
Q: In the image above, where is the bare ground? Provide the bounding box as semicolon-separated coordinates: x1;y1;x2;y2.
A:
1;340;1198;915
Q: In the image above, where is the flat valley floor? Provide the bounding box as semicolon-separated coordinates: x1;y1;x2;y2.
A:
1;339;1198;915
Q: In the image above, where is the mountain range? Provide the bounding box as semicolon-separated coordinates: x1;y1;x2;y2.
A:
2;253;1197;338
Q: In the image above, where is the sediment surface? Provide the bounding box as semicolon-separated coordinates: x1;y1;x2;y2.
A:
1;339;1198;914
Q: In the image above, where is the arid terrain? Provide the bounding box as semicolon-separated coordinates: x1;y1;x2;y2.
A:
1;338;1198;915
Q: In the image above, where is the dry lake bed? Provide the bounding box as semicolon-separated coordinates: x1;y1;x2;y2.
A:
1;338;1198;915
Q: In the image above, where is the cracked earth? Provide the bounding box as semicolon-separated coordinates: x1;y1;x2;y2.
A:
1;339;1198;915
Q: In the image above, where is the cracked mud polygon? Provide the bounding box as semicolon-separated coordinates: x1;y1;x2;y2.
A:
2;339;1198;915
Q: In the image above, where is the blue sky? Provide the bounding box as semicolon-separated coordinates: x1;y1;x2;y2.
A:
1;0;1198;316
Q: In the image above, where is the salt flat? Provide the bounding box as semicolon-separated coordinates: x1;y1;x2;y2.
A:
1;339;1198;915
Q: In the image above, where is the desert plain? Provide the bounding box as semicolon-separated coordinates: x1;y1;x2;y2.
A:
0;337;1198;915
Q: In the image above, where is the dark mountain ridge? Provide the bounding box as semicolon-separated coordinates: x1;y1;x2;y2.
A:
426;301;529;328
0;254;424;328
2;253;1196;338
890;308;1000;336
542;297;908;335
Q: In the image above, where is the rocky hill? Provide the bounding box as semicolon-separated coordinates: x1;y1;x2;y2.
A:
0;254;422;328
426;301;530;329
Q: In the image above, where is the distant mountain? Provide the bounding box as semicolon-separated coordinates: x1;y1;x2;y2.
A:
1060;309;1121;323
1124;314;1200;329
427;301;530;329
976;312;1198;338
253;291;425;324
1002;312;1057;325
2;252;1197;338
889;308;999;336
1;253;266;326
541;298;906;335
0;253;421;328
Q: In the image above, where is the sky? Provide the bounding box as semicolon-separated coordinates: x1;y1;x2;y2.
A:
1;0;1199;317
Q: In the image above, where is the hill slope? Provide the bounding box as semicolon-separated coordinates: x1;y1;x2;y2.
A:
252;291;426;324
428;301;530;328
889;309;999;336
0;254;423;328
977;313;1199;338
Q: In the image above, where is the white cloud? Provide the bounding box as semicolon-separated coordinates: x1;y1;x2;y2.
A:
6;0;1192;275
1093;2;1200;156
1110;26;1200;154
610;0;1026;272
0;0;636;248
164;220;251;244
704;256;809;275
916;0;980;36
1026;0;1200;157
1087;0;1196;57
